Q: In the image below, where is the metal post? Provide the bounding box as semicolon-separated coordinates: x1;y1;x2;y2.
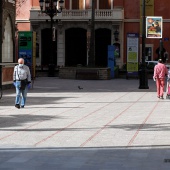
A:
88;0;95;67
0;0;2;90
139;0;149;89
39;0;64;77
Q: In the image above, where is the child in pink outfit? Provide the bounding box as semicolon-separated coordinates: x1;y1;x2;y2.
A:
166;67;170;96
153;59;168;99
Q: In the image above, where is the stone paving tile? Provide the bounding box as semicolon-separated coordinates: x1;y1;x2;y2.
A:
0;78;170;169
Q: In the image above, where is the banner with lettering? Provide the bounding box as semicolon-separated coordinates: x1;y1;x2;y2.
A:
140;0;154;34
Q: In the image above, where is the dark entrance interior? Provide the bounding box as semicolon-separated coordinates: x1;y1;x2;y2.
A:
95;28;111;67
41;28;57;66
65;28;87;66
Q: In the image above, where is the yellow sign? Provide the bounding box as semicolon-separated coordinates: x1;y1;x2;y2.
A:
127;62;138;72
127;33;139;73
140;0;154;16
128;52;137;62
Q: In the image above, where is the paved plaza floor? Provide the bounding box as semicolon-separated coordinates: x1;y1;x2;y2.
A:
0;77;170;170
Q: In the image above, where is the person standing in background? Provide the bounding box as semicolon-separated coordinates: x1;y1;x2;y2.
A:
13;58;31;109
153;59;168;99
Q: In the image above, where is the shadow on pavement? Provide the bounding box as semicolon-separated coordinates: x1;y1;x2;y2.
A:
0;114;59;128
0;146;169;170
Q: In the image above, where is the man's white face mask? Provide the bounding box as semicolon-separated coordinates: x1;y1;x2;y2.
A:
19;64;24;67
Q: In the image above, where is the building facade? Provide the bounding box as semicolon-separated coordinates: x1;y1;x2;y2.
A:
1;0;16;86
16;0;170;71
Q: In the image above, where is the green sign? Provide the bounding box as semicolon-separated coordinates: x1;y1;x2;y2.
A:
18;31;33;50
18;31;33;76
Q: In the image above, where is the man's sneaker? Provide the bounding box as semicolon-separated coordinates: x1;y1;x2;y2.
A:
21;105;24;108
160;96;164;99
15;104;20;109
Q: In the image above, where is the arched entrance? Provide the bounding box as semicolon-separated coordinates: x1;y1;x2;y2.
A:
95;28;111;67
41;28;57;66
65;28;87;66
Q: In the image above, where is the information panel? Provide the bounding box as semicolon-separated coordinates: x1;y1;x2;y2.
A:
127;33;139;76
18;31;36;79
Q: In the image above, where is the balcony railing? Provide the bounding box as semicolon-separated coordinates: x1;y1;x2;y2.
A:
29;9;124;22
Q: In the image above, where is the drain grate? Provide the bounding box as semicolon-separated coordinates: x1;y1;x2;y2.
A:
164;159;170;163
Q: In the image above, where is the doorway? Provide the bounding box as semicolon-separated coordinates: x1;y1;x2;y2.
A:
95;28;111;67
140;44;153;61
65;28;87;66
41;28;57;66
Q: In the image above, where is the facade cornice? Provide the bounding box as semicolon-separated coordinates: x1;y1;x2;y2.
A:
16;19;30;22
124;19;140;22
124;19;170;23
163;19;170;22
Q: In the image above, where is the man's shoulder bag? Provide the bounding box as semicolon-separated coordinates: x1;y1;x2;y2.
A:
20;79;28;90
17;66;28;90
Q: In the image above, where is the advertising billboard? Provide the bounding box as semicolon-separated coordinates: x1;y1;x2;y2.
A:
146;16;162;38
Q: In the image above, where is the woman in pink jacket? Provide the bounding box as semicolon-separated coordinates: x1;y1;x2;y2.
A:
153;59;168;99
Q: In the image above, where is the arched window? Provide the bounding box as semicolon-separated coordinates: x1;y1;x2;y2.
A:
2;17;13;62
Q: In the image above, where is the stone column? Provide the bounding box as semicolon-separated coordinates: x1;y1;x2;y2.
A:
70;0;72;10
57;21;65;66
111;0;114;9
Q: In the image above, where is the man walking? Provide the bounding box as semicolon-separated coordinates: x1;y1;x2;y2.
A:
13;58;31;108
153;59;168;99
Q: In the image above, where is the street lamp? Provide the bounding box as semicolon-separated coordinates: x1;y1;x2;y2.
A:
39;0;64;77
139;0;149;89
114;30;119;41
88;0;95;67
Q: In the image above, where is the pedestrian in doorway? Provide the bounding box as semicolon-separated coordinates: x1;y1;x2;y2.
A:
155;47;166;61
153;59;168;99
13;58;31;109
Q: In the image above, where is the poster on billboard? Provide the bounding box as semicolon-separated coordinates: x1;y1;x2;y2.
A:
146;16;162;38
